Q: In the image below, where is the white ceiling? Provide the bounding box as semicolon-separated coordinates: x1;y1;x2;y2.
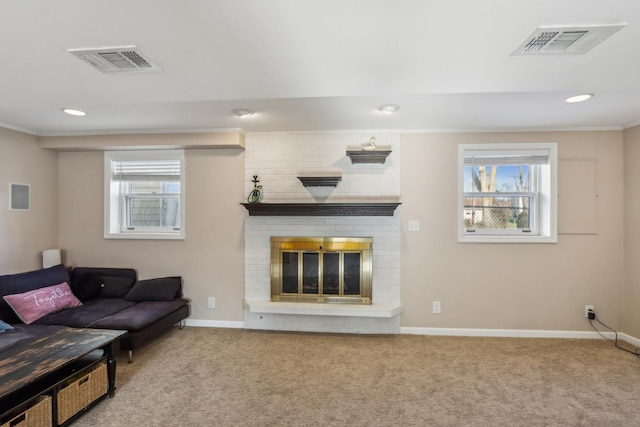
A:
1;0;639;136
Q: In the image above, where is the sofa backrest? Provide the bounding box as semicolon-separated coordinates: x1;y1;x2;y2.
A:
0;264;70;323
70;267;138;300
70;267;137;284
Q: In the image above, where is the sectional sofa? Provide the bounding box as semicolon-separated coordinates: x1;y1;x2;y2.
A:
0;264;190;362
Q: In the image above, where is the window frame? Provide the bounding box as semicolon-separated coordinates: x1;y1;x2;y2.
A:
104;149;185;240
458;142;557;243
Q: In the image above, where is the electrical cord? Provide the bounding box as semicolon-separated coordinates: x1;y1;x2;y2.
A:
589;313;640;358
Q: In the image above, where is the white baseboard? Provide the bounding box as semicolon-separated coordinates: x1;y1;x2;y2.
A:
619;333;640;348
400;326;616;340
185;319;245;328
183;320;639;345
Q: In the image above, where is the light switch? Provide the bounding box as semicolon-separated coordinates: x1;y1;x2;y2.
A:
408;220;420;232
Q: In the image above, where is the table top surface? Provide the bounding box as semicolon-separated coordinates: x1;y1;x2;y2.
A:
0;325;126;399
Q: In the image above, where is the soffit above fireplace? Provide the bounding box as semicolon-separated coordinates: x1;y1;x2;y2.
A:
241;202;401;216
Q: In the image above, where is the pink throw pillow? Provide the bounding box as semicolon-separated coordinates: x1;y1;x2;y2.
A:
3;282;82;324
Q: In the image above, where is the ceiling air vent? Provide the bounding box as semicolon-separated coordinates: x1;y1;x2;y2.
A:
512;24;626;56
68;46;162;73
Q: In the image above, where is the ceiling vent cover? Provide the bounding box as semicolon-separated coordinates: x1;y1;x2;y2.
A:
512;24;626;56
68;46;162;73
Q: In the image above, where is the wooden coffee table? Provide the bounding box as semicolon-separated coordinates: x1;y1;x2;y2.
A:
0;325;126;426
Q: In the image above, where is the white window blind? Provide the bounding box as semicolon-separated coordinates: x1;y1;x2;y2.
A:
463;149;550;166
112;160;181;181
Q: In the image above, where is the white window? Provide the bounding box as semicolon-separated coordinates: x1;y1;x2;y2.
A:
104;150;185;240
458;143;557;243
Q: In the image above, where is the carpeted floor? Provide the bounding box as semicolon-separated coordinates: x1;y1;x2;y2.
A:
71;327;640;426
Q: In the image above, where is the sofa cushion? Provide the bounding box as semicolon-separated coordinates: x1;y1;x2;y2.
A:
98;275;135;298
87;298;189;331
0;264;70;323
125;277;182;301
34;298;136;328
71;272;102;302
70;267;137;298
3;282;82;324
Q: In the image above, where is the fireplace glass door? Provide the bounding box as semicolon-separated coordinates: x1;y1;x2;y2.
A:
271;237;372;304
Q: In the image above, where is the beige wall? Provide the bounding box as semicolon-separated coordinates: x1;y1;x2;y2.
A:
400;131;624;331
57;148;246;322
0;127;58;274
623;125;640;338
1;125;633;335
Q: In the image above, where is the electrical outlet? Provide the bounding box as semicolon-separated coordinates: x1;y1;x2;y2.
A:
408;220;420;232
433;301;441;314
585;305;594;318
208;297;216;309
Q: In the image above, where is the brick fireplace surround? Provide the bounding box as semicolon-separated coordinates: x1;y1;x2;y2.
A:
243;132;403;333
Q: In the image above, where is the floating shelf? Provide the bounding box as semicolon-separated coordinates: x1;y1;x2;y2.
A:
297;176;342;187
241;202;401;216
346;149;392;164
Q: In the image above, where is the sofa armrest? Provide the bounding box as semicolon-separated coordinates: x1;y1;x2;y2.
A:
0;264;70;323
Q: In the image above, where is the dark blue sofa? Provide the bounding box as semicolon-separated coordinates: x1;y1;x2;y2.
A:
0;264;190;362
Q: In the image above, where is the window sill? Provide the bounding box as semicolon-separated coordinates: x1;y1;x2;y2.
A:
459;234;557;244
104;232;185;240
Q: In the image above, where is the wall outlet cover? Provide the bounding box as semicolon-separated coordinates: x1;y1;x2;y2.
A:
433;301;441;314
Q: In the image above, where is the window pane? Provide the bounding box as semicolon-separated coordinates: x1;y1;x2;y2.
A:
163;182;180;193
128;181;180;194
125;196;180;228
464;165;530;193
124;180;180;229
463;163;532;230
464;196;531;229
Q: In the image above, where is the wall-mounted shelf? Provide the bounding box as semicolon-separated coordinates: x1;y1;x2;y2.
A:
346;150;392;164
241;202;401;216
297;176;342;187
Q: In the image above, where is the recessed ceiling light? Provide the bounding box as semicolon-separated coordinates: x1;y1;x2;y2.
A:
377;104;399;114
565;94;593;103
63;108;86;116
233;109;254;118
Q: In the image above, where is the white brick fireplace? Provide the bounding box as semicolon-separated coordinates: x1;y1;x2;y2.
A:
242;132;403;333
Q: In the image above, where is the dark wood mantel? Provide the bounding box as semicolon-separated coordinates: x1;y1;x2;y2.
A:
241;202;401;216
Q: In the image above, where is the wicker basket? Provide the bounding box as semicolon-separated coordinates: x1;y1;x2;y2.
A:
0;395;52;427
56;362;108;425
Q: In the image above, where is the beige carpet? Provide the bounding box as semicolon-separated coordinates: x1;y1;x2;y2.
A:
71;327;640;427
